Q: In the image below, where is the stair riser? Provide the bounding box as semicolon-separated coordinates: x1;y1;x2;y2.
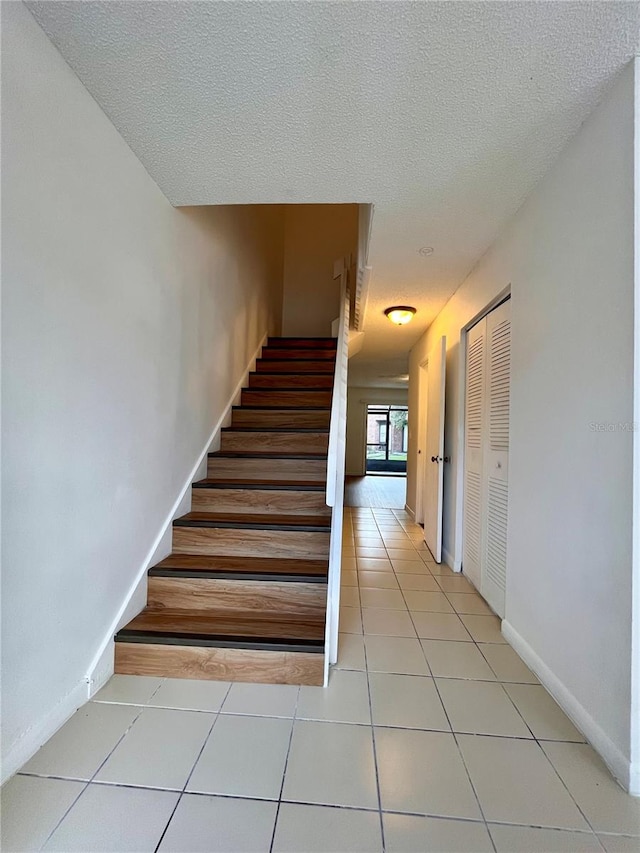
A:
220;431;328;453
249;374;334;389
267;338;337;350
148;577;326;617
256;360;335;374
192;488;331;516
241;390;332;407
231;410;331;429
115;642;323;685
173;527;330;559
261;348;336;360
207;457;327;481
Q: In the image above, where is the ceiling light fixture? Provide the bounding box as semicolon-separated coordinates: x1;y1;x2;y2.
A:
419;246;434;256
384;306;417;325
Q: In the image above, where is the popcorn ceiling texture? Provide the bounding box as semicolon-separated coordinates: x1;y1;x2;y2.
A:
26;0;640;371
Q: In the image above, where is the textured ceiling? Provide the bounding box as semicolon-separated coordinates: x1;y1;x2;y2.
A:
26;1;640;382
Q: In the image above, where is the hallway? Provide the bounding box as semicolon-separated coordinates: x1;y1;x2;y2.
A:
3;508;639;851
345;475;406;510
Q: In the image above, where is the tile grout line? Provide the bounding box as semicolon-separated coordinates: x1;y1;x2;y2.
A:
35;700;152;851
404;583;498;850
152;681;232;853
362;640;387;852
267;684;301;853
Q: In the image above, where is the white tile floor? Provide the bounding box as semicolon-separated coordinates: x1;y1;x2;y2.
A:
3;506;640;852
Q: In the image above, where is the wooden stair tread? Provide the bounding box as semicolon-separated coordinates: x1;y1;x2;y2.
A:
267;337;337;347
232;406;331;411
174;511;331;531
243;385;333;391
155;554;329;576
193;479;326;491
117;608;325;645
209;451;327;459
221;427;329;433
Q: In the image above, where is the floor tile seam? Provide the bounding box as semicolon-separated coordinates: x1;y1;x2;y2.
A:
363;642;387;851
29;777;90;853
484;823;603;852
485;674;543;742
152;686;232;853
19;773;631;838
177;684;230;795
402;596;471;645
462;633;565;740
429;672;496;852
35;702;149;851
484;819;603;832
268;685;301;853
533;738;604;837
91;700;273;716
595;831;640;839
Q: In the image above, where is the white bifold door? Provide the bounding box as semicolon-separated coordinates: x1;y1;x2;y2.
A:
463;298;511;617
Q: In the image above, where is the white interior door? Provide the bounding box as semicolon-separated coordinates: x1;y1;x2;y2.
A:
415;360;429;525
423;336;446;562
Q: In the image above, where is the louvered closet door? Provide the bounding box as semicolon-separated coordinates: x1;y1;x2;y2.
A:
462;318;486;590
482;299;511;617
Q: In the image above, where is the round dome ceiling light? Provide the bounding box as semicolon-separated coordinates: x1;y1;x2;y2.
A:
419;246;434;256
384;306;417;325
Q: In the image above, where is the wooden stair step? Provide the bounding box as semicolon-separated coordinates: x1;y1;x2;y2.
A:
255;359;335;373
114;609;325;685
241;389;332;407
117;609;325;644
146;575;326;617
172;509;330;559
193;479;326;490
231;408;331;429
154;553;329;578
174;511;331;532
220;428;328;454
248;373;334;389
260;348;336;360
267;337;337;349
208;451;327;458
207;453;327;483
191;478;330;517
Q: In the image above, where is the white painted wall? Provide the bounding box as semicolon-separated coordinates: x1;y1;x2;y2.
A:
1;3;283;780
408;63;637;789
346;387;408;476
282;205;358;337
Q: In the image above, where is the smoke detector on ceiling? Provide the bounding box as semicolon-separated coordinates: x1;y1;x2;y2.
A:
419;246;434;256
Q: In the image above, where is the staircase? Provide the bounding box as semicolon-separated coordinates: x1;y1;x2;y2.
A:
113;337;337;686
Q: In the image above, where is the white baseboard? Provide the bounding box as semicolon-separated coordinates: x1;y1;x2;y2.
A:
1;679;87;784
442;547;456;571
502;620;633;794
403;504;415;519
85;332;268;696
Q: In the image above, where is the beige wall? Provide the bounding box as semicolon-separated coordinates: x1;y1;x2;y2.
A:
282;204;359;337
407;64;636;787
2;3;283;779
346;386;409;476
